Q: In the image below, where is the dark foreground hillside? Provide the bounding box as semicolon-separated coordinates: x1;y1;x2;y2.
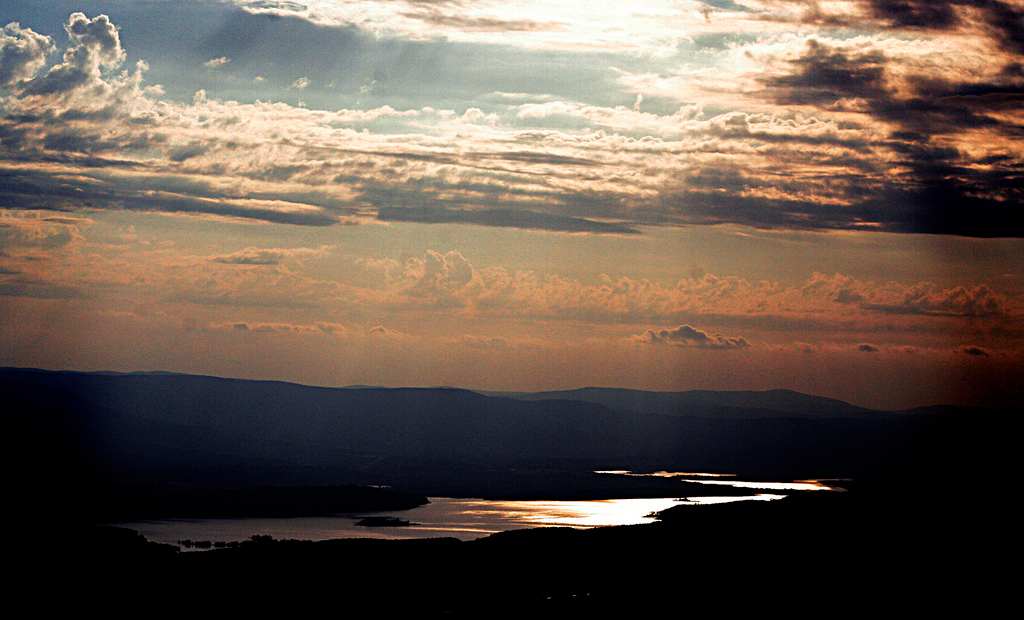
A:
43;487;1011;617
7;367;1015;613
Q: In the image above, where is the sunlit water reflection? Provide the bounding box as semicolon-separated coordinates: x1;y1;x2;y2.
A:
595;470;847;492
118;494;784;547
117;471;837;547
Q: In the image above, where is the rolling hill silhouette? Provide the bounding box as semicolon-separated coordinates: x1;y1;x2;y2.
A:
4;367;1010;520
487;386;875;418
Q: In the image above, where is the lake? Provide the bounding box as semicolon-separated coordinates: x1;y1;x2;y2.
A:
118;472;831;546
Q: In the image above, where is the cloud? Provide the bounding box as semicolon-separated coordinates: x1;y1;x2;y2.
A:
0;22;54;87
377;206;638;235
961;345;990;357
813;273;1009;317
795;342;818;354
459;335;512;350
0;166;342;227
861;1;1024;54
399;9;564;33
361;251;1022;329
764;39;887;106
209;320;347;335
0;277;80;299
2;11;1023;238
635;324;751;350
22;13;125;97
210;246;331;265
0;210;88;249
390;250;481;309
367;324;408;340
755;37;1024;237
863;284;1007;318
168;143;208;162
228;0;706;54
204;56;231;69
857;343;880;353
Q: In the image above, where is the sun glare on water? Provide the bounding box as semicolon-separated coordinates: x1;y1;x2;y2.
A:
477;498;686;527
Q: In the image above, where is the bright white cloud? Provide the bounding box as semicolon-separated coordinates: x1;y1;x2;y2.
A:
204;56;231;68
0;22;54;87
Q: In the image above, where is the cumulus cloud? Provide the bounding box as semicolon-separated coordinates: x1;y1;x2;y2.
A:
23;13;125;96
806;273;1009;318
353;251;1022;332
204;56;231;69
390;250;481;308
0;210;88;249
0;22;54;87
864;285;1007;317
634;324;750;350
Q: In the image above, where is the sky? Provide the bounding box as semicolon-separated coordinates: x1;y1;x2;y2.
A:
1;0;1022;409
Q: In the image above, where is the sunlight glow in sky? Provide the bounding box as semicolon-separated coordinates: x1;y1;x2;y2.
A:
2;1;1022;408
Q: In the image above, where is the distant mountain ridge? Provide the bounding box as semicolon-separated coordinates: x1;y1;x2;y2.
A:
4;366;1008;520
486;386;876;418
5;367;915;415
